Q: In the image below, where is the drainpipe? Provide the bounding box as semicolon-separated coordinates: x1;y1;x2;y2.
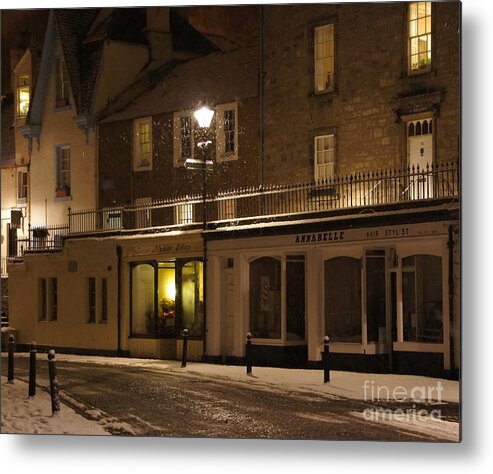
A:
447;225;455;374
117;245;122;356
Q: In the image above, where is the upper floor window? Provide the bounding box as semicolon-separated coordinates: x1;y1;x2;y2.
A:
408;2;432;73
314;24;335;93
216;102;238;162
55;58;70;107
175;203;194;225
133;117;153;171
314;134;336;182
56;145;71;197
17;75;30;118
17;171;28;203
173;111;194;166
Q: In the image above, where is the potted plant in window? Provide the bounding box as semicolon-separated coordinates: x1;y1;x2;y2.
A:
55;185;70;198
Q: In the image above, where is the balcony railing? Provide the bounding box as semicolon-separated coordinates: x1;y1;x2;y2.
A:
68;161;458;235
16;224;70;255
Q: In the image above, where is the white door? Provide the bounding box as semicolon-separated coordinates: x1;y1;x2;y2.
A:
408;119;433;199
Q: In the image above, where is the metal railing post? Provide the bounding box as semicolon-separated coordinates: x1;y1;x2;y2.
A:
7;334;15;383
48;350;60;414
246;332;253;375
322;336;330;383
181;329;189;368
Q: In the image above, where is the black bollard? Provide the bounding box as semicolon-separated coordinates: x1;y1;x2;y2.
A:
7;334;15;383
181;329;189;368
323;336;330;383
29;342;37;397
246;332;252;375
48;350;60;414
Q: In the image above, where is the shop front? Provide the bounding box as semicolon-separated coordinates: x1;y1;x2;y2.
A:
205;215;459;376
119;232;205;360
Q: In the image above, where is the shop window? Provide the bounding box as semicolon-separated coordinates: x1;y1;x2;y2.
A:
215;102;238;162
366;250;387;343
314;24;335;93
402;254;443;343
133;117;152;171
249;257;281;339
314;134;336;182
179;261;204;338
56;145;71;198
173;111;194;166
17;75;30;118
55;58;70;108
408;2;432;74
131;263;155;336
324;257;362;342
286;255;306;341
158;262;176;337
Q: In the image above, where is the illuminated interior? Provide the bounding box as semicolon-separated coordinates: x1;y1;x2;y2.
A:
17;75;30;118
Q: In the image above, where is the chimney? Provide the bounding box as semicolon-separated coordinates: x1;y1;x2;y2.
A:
145;7;173;63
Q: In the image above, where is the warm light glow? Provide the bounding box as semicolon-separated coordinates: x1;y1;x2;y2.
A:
166;278;176;300
194;106;214;128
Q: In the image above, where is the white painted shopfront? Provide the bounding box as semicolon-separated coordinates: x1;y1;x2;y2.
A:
205;220;458;373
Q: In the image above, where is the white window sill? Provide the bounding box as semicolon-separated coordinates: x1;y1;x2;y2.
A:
54;195;72;202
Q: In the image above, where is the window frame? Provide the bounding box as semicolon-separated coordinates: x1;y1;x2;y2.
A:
17;75;30;119
248;254;307;345
55;57;70;108
175;203;194;225
55;145;71;198
313;23;336;94
215;102;239;162
173;111;195;167
407;2;433;75
88;277;97;324
314;133;336;182
17;170;28;204
133;117;153;171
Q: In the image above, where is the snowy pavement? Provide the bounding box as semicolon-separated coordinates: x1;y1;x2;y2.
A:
1;353;460;440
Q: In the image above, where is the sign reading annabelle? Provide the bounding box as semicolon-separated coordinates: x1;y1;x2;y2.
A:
295;231;345;243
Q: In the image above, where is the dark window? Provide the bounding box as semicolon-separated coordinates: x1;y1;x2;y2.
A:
88;277;96;323
286;256;306;341
101;278;108;322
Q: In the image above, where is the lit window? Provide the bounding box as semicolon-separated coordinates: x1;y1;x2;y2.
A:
56;145;71;197
55;58;70;107
17;75;30;118
175;203;194;225
314;134;336;181
408;2;432;73
314;24;335;93
17;171;28;203
215;102;238;162
133;117;153;171
173;111;194;166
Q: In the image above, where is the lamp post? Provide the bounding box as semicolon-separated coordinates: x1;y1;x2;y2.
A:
185;105;214;358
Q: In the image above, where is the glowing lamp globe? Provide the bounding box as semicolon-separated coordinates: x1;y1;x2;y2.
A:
194;106;214;128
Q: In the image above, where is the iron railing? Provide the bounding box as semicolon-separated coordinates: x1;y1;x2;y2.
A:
68;161;458;235
15;224;70;255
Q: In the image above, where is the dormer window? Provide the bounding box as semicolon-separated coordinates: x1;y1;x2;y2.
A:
55;58;70;108
17;75;30;118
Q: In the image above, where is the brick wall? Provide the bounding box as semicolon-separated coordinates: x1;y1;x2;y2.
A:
261;2;460;184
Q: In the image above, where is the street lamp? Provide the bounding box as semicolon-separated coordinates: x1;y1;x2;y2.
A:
185;105;214;359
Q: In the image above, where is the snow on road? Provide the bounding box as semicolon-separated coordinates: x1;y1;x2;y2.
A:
1;354;460;439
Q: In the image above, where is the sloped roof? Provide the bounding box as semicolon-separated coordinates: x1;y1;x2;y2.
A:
54;9;100;114
1;95;15;165
101;46;258;123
